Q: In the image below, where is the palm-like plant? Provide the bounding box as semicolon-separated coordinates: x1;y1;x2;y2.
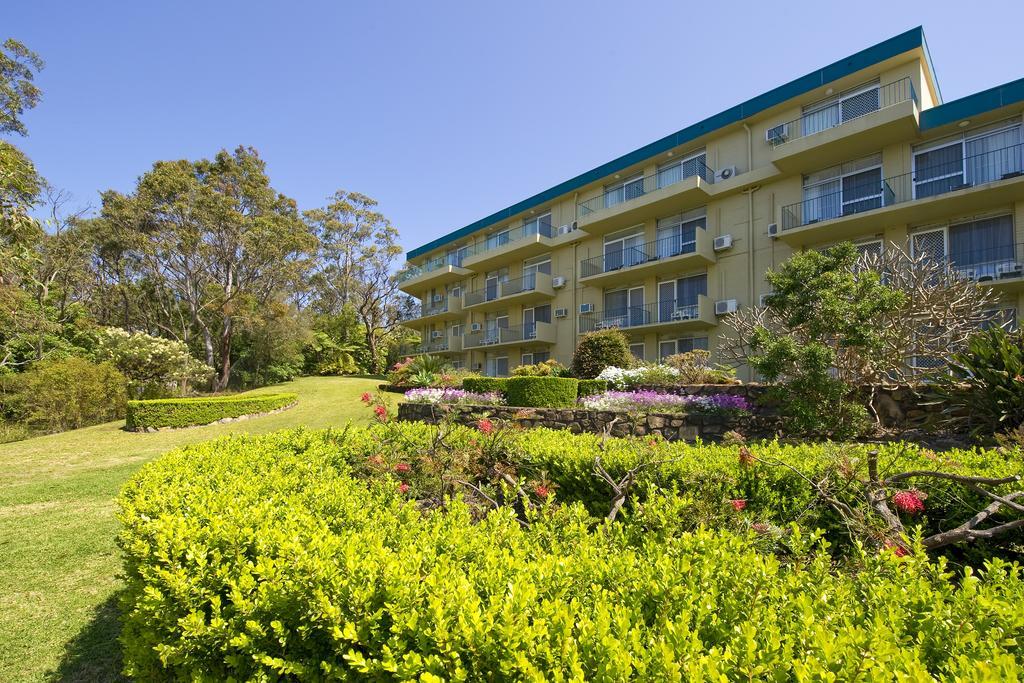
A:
408;354;452;376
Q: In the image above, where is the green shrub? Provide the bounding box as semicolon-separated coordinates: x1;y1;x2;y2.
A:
664;350;738;384
93;327;213;398
461;377;508;395
512;359;569;377
571;329;632;379
505;376;579;407
125;392;297;430
118;427;1024;680
576;378;608;398
15;357;127;432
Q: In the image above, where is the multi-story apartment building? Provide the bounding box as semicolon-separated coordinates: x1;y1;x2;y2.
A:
397;27;1024;378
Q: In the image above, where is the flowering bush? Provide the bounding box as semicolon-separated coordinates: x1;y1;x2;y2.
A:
579;390;750;415
596;364;681;389
93;327;214;398
403;387;504;406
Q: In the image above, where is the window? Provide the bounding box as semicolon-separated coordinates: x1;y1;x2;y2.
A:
485;355;509;377
522;212;553;238
604;173;644;208
981;308;1017;332
485;229;511;251
446;246;469;267
655;208;705;259
522;305;551;339
800;154;883;224
914;122;1023;198
911;214;1016;281
601;288;645;329
659;337;708;359
657;274;707;322
801;81;880;136
656;150;707;188
855;240;883;259
451;324;463;338
483;268;509;301
522;351;550;365
603;228;645;272
629;343;645;361
522;254;552;289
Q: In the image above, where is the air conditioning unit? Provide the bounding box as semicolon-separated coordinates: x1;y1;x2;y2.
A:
430;331;443;339
552;276;567;288
997;262;1023;279
759;293;774;307
767;223;779;238
431;294;444;303
554;307;568;318
470;322;483;332
579;303;594;314
715;299;738;316
521;353;534;365
713;234;733;251
714;166;737;182
765;123;789;145
557;224;572;235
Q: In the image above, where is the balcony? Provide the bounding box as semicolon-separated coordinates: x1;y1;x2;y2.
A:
768;78;919;172
945;242;1024;293
779;142;1024;247
462;223;588;272
397;257;472;294
463;322;556;350
397;336;464;357
463;272;555;312
579;295;716;334
578;230;715;287
576;161;714;235
402;296;464;325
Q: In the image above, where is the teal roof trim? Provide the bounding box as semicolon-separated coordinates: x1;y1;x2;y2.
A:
920;77;1024;131
407;27;929;261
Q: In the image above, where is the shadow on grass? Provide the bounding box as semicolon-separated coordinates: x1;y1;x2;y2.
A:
48;591;127;683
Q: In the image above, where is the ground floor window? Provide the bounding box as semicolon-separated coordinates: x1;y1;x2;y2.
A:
521;351;550;365
629;342;645;361
659;337;708;360
485;355;509;377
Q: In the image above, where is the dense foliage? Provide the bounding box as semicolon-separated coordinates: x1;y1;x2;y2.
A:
505;376;579;408
511;359;569;377
571;329;632;379
118;425;1024;680
124;392;297;430
9;357;126;432
576;378;608;398
92;327;214;398
461;377;509;395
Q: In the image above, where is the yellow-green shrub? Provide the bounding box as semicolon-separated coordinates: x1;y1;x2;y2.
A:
125;392;296;430
505;376;579;407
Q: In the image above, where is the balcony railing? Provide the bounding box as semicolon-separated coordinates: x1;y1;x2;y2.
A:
938;242;1024;283
463;322;551;349
397;339;453;355
782;142;1024;230
464;221;554;258
464;272;550;307
578;159;714;217
767;78;916;147
579;299;703;333
396;254;467;284
579;232;703;278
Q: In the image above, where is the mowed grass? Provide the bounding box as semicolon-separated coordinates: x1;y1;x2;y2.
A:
0;376;398;682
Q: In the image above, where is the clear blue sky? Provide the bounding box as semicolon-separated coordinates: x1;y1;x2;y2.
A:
6;1;1023;259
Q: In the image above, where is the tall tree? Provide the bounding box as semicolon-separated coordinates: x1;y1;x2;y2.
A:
0;38;43;137
95;146;315;389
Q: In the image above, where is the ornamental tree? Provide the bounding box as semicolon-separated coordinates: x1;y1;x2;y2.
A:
93;327;213;398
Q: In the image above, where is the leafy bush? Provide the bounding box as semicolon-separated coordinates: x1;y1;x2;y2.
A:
461;377;508;395
14;357;127;432
505;376;579;407
936;326;1024;442
576;378;608;398
93;327;214;398
579;390;751;415
512;359;568;377
125;392;297;430
118;427;1024;680
664;350;738;384
571;329;632;379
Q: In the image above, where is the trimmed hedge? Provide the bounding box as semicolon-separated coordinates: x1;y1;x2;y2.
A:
505;376;579;407
576;378;608;398
125;392;297;430
118;426;1024;680
461;377;508;395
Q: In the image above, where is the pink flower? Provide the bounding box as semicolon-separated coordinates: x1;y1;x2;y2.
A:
394;462;411;474
373;404;387;419
477;418;494;435
361;392;373;404
751;522;770;534
730;499;747;512
398;482;410;494
892;489;926;515
534;484;549;499
884;539;909;557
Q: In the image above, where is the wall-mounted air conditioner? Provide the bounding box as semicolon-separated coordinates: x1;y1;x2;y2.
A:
767;223;779;238
714;299;738;316
430;331;443;339
713;234;733;251
554;307;568;318
470;322;483;332
431;294;444;303
714;166;737;182
765;123;789;144
552;276;567;288
579;303;594;314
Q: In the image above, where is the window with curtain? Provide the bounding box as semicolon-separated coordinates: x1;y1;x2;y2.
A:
656;151;707;188
522;212;553;238
603;231;645;271
801;82;879;136
948;215;1014;278
966;125;1022;185
801;154;881;224
655;208;705;258
914;142;965;198
914;122;1023;198
604;173;644;208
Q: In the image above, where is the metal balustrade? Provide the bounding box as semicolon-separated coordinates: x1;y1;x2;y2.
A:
781;142;1024;230
463;322;553;349
462;220;554;259
766;78;916;147
578;299;704;333
577;159;714;217
463;272;552;307
579;232;701;278
938;242;1024;283
397;254;467;284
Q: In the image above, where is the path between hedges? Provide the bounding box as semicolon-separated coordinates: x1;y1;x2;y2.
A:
0;376;396;683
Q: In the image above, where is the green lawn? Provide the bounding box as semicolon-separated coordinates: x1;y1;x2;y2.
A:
0;376;397;682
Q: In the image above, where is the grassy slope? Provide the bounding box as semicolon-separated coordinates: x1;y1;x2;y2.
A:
0;376;397;682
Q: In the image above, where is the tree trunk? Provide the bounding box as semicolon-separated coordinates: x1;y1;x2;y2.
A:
216;315;233;391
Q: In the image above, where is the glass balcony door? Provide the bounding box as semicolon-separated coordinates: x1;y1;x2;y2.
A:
603;232;645;272
801;83;880;136
604;173;644;209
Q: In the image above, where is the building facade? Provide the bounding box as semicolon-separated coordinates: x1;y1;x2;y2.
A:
397;28;1024;378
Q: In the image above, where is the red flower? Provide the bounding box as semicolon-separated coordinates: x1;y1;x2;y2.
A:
394;462;411;474
373;404;387;419
398;482;410;494
751;522;770;534
892;489;926;515
361;392;373;404
884;539;909;557
477;418;494;434
534;484;549;499
730;499;747;512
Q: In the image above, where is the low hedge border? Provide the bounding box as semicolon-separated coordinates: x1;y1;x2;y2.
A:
505;376;579;408
576;378;608;398
125;393;298;431
461;377;509;395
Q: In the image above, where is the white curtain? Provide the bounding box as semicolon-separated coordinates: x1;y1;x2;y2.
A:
802;179;840;223
966;126;1022;185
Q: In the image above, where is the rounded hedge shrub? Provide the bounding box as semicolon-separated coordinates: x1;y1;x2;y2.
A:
461;377;508;395
125;392;297;430
576;378;608;398
571;329;632;379
505;376;579;407
14;357;127;432
117;427;1024;680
